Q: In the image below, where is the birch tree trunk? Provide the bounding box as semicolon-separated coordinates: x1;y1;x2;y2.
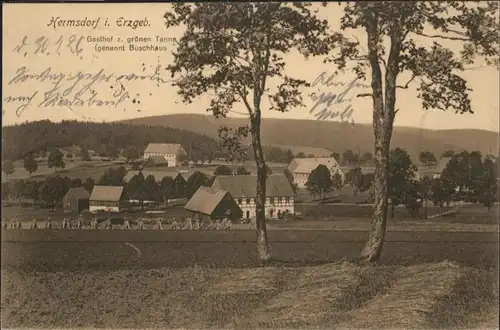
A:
360;21;399;262
251;112;271;263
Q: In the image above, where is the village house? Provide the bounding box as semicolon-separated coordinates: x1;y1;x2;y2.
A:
89;186;126;213
143;143;187;167
433;157;453;179
288;157;345;189
63;187;90;213
184;186;243;222
211;174;294;220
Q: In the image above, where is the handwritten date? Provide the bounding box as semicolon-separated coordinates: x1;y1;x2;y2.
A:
13;35;84;57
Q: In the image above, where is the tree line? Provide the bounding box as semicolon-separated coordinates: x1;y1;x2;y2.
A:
328;149;453;167
1;164;278;211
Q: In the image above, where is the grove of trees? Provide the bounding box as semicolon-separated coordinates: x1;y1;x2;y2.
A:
162;1;499;264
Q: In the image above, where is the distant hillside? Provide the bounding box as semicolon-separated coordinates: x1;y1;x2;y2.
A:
121;114;499;163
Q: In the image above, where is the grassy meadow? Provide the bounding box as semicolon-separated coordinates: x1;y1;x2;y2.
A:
1;260;498;329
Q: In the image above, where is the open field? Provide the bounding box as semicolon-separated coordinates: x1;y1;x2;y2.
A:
1;259;498;328
2;209;498;328
2;230;498;270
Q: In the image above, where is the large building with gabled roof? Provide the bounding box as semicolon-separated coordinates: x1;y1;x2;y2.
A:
288;157;345;189
143;143;187;167
211;174;294;220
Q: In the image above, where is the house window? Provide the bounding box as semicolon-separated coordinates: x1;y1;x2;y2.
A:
246;198;250;204
238;198;242;204
278;197;283;203
270;197;275;204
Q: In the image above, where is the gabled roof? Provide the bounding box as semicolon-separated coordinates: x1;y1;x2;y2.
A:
434;157;453;174
123;170;182;183
288;157;342;174
144;143;185;155
211;174;294;198
63;187;90;200
184;186;233;215
89;186;124;202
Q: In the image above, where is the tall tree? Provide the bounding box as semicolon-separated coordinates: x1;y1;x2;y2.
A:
72;178;83;188
83;177;95;193
144;175;160;202
478;156;497;212
38;176;67;210
186;171;211;198
387;148;417;219
47;149;65;172
306;164;333;200
332;172;343;194
419;151;437;166
430;177;455;216
22;180;41;205
345;167;364;196
342;149;358;166
165;2;330;262
23;153;38;176
2;160;15;179
123;146;141;163
330;2;499;261
98;167;126;186
127;172;147;210
159;176;175;206
418;176;432;219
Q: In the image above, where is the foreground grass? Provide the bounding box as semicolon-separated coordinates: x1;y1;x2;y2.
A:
1;261;498;329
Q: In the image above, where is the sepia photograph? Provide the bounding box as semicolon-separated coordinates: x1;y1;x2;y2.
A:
1;1;499;329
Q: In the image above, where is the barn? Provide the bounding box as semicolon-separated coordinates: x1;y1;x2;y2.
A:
63;187;90;213
184;186;242;222
89;186;126;213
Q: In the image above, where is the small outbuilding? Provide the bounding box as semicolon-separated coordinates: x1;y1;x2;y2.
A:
184;186;242;222
89;186;126;213
63;187;90;213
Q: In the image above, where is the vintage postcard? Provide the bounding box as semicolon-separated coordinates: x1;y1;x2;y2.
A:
2;2;499;329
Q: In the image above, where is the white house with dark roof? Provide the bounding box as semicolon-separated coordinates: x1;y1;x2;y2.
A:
211;174;294;220
89;186;126;213
143;143;187;167
288;157;345;189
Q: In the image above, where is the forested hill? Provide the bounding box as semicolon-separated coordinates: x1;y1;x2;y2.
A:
121;114;499;162
2;120;219;161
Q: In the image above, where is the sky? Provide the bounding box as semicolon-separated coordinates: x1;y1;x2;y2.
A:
2;3;499;132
